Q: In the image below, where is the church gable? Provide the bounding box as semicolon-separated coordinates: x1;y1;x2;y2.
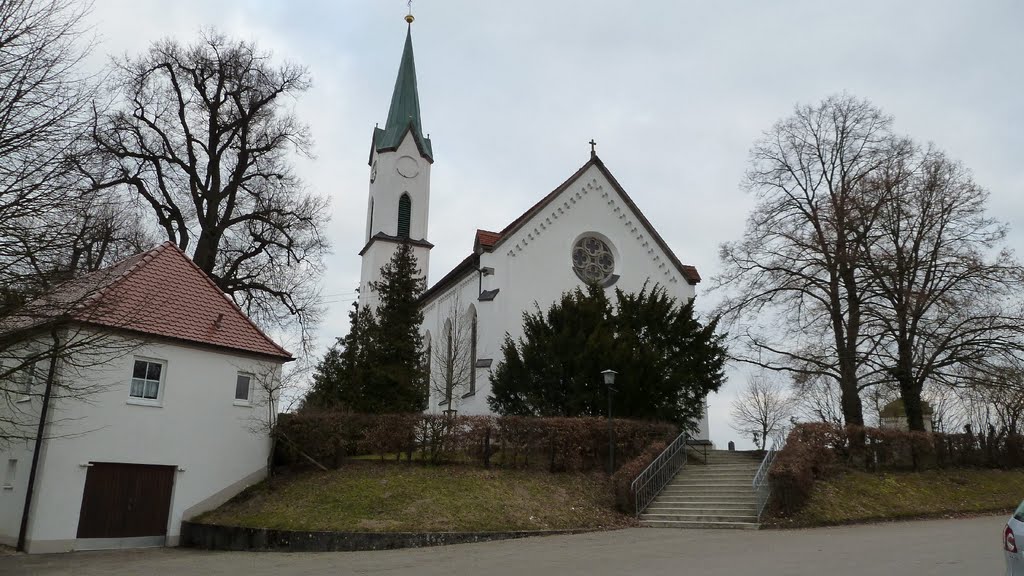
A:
493;156;700;287
419;155;699;306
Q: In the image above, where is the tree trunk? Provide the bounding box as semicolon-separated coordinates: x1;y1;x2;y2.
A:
191;229;222;277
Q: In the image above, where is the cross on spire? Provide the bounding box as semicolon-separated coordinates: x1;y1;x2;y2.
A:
406;0;415;24
589;139;597;158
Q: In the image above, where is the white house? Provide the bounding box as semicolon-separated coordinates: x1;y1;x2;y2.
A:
0;242;291;553
358;20;709;440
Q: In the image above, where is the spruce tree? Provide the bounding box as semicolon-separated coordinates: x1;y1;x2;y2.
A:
304;301;377;410
366;241;428;412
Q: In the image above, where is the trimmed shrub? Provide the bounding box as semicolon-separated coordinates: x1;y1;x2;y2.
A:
611;441;666;513
768;422;1024;517
274;411;677;474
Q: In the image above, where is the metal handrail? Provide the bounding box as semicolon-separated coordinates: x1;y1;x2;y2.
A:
630;430;688;516
752;432;786;521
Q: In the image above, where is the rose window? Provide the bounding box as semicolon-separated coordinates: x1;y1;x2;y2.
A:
572;236;615;284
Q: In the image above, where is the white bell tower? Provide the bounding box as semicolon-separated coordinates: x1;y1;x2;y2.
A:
358;16;433;311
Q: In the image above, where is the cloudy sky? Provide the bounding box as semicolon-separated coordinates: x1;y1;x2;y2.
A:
85;1;1024;447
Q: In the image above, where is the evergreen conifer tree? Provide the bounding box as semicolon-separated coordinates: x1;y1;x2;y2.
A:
488;283;726;431
366;240;428;412
306;241;427;412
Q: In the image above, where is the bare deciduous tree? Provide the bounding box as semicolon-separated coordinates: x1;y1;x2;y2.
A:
430;295;475;413
0;0;148;444
0;0;112;300
715;94;902;428
730;373;794;449
794;375;845;427
88;30;329;350
859;146;1024;430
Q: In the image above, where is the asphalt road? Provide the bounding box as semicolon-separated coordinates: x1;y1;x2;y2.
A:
1;515;1007;576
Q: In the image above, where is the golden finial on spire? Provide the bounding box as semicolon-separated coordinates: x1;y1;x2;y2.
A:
405;0;415;24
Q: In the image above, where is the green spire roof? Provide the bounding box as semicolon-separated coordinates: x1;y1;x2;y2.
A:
373;27;432;162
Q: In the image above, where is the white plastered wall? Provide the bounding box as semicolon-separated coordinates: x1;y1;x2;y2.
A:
16;333;280;553
420;164;709;438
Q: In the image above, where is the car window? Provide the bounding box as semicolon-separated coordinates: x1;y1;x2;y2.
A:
1015;500;1024;522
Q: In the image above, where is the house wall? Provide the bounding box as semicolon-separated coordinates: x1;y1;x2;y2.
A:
11;333;279;553
420;164;709;439
0;338;52;547
0;440;34;548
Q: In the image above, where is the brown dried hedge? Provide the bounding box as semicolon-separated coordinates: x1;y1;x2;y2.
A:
274;411;677;474
768;422;1024;516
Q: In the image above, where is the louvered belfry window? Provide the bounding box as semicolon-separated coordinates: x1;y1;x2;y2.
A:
397;194;411;238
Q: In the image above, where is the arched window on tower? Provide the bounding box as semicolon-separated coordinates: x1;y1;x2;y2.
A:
468;306;477;396
368;198;374;241
397;193;411;238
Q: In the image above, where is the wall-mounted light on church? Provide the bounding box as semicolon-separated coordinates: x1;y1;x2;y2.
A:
602;369;617;475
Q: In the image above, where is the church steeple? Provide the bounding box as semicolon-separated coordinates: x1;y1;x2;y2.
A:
359;16;434;311
372;25;433;163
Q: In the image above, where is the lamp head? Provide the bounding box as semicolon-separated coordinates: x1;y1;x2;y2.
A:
601;369;617;386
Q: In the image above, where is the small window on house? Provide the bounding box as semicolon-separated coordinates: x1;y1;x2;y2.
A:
4;459;16;488
15;362;35;401
235;373;252;403
130;359;164;400
397;193;411;238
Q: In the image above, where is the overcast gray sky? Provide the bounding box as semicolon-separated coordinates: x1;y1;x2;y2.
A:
86;1;1024;447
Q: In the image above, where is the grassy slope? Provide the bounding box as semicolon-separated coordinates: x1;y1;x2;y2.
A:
768;469;1024;528
196;462;633;533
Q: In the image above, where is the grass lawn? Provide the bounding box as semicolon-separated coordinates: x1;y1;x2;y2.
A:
195;462;633;533
767;468;1024;528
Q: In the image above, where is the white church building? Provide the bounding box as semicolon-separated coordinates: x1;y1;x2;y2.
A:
358;19;709;440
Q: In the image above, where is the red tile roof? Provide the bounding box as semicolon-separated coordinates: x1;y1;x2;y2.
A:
474;229;502;251
56;242;292;360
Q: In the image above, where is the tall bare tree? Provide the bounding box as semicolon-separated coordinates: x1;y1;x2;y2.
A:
430;294;474;413
715;94;903;427
0;0;146;442
0;0;112;300
858;146;1024;430
730;373;794;449
794;375;845;426
88;30;329;348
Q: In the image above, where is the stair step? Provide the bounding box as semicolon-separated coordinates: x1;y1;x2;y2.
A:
667;479;757;483
646;507;758;516
661;485;755;492
647;503;758;511
638;510;761;520
653;495;758;503
685;464;760;468
687;470;760;474
640;520;760;530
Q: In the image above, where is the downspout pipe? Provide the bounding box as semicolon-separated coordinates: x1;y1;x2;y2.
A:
17;329;60;552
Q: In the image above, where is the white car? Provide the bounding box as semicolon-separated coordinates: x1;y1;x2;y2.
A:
1008;500;1024;575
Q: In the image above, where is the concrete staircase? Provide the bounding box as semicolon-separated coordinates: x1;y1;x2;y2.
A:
639;449;762;529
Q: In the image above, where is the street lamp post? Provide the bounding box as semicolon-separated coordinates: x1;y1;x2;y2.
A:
602;369;617;475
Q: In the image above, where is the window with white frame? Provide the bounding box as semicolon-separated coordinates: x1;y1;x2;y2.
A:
235;373;252;403
19;362;36;396
130;359;164;400
8;360;37;402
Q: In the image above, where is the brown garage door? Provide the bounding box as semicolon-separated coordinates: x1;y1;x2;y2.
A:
76;462;176;539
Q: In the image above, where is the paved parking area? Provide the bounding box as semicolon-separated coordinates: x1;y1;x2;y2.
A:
0;514;1007;576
